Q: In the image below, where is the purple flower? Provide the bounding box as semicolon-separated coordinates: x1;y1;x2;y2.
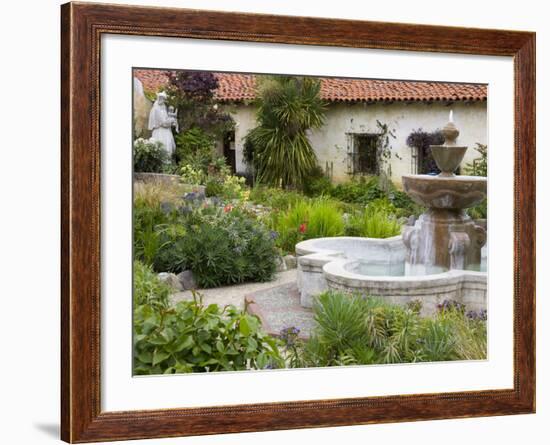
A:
160;201;173;214
437;299;465;314
280;326;301;346
466;309;487;321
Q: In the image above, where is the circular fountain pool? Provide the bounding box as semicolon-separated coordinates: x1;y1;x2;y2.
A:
296;236;487;316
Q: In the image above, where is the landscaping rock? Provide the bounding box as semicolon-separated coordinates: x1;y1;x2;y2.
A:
283;254;297;269
177;270;197;290
275;255;288;273
158;272;183;291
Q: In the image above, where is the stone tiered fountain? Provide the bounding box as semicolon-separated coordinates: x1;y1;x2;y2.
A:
401;111;487;274
296;112;488;315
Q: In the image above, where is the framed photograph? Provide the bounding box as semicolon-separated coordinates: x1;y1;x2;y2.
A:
61;2;535;442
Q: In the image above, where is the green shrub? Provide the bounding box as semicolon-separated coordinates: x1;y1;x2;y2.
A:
151;223;188;273
329;176;384;205
464;143;487;177
134;293;283;374
174;127;216;168
249;186;309;211
205;177;224;197
468;198;487;219
179;211;278;287
133;261;170;309
205;174;247;200
133;138;170;173
180;164;206;185
464;143;487;220
219;174;247;200
271;201;311;252
388;189;423;217
303;165;333;197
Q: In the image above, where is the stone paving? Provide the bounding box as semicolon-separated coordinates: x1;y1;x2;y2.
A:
170;269;315;339
245;282;315;339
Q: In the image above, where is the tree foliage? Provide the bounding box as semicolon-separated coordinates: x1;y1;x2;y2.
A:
167;70;234;138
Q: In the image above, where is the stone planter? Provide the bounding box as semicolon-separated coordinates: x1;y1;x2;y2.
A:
134;172;181;186
133;173;206;197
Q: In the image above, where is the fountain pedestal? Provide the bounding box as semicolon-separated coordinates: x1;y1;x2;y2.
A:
403;209;486;275
401;112;487;275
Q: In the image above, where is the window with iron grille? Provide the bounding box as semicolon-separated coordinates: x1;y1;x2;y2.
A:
348;133;380;175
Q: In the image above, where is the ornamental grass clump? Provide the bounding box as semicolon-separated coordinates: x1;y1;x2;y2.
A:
345;201;402;239
307;199;345;239
271;199;344;253
283;292;487;368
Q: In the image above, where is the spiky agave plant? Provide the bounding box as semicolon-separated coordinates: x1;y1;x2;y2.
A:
246;76;326;189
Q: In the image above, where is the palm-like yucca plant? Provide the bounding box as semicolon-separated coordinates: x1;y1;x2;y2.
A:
246;76;326;189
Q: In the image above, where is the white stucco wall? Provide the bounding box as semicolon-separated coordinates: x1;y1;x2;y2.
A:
226;101;487;184
230;105;257;174
308;101;487;183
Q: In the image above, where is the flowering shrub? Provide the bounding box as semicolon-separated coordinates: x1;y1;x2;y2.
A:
133;138;170;173
205;173;247;201
179;210;278;287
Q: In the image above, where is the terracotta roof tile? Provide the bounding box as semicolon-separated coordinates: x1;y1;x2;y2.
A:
134;69;486;102
134;69;171;92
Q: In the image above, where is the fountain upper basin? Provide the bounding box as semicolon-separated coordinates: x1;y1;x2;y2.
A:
402;174;486;209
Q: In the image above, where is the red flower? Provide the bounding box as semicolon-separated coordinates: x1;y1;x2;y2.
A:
224;204;233;213
299;223;307;234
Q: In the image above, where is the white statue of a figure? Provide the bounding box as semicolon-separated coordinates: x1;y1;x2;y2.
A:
148;91;177;156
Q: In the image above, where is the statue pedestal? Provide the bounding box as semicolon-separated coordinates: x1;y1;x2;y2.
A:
403;209;486;275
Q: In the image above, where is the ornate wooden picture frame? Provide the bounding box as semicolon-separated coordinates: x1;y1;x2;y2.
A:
61;2;535;442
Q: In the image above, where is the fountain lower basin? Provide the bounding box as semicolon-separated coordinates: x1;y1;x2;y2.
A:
296;236;487;316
